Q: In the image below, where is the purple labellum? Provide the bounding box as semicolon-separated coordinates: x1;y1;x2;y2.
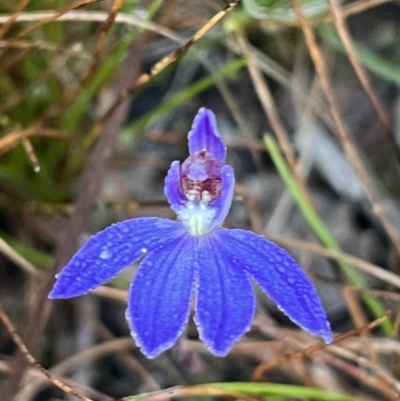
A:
181;150;222;202
49;107;332;358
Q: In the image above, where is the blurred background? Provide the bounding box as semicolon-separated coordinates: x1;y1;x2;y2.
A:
1;0;400;400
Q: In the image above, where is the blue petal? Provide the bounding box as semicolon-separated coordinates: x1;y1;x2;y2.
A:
126;234;196;358
215;229;332;343
195;234;255;356
188;108;226;163
208;165;235;230
164;160;185;213
49;218;186;299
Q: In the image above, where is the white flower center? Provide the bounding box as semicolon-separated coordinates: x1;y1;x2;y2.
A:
177;191;216;236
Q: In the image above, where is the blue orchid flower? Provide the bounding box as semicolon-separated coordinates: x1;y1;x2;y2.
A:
49;108;332;358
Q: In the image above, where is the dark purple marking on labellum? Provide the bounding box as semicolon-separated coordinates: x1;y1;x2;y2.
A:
180;150;222;201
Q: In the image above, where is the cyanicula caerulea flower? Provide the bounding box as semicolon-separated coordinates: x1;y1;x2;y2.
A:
49;108;332;357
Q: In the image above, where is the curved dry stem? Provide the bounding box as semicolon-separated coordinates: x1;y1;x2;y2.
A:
16;0;100;38
0;303;93;401
290;0;400;257
327;0;397;150
251;316;388;381
0;0;31;39
77;0;125;91
91;0;242;138
0;126;64;154
269;234;400;289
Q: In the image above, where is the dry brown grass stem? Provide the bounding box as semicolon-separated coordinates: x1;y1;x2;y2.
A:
0;125;64;154
92;0;242;137
0;0;31;39
318;0;394;25
6;337;137;399
328;344;400;391
16;0;101;38
256;0;393;28
0;0;392;30
251;315;388;381
21;138;40;172
0;237;39;276
321;352;399;400
0;10;181;42
0;39;61;51
237;35;322;212
237;35;297;170
342;286;368;329
237;34;320;214
0;303;93;401
77;0;125;91
269;234;400;289
73;303;161;390
290;0;400;257
327;0;396;148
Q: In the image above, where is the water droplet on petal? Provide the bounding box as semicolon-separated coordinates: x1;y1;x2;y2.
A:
277;266;285;274
100;250;112;259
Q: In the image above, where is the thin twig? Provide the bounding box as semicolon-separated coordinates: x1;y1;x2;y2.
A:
16;0;101;38
327;0;397;150
21;138;40;172
0;236;39;276
269;234;400;289
290;0;400;257
0;303;93;401
78;0;125;89
321;352;399;400
251;315;388;381
328;344;400;392
91;0;243;137
0;125;64;154
0;0;31;39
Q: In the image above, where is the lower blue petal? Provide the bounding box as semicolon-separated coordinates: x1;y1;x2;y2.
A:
127;234;196;358
214;229;332;343
195;234;255;356
49;218;185;299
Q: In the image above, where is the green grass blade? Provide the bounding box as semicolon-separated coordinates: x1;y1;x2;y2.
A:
60;32;138;132
264;135;391;334
120;57;247;140
61;0;164;132
203;382;368;401
125;382;368;401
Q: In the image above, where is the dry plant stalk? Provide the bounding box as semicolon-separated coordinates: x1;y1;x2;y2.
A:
251;315;388;381
77;0;125;90
290;0;400;257
237;33;318;211
16;0;102;38
0;0;31;39
327;0;396;146
92;0;243;137
0;303;93;401
322;352;399;400
0;125;62;154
